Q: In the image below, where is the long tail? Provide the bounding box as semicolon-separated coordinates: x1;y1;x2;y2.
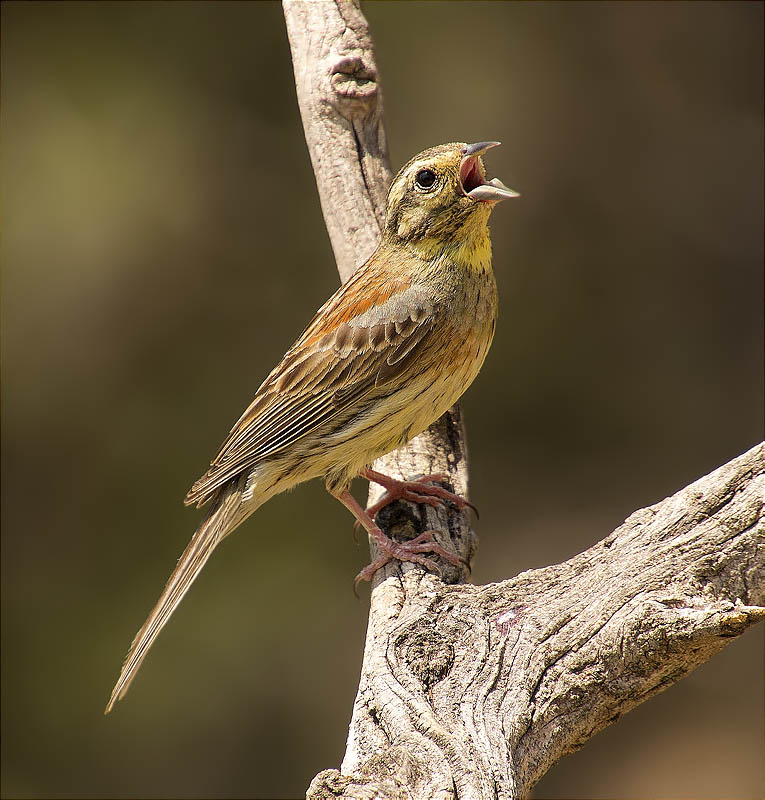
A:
105;480;256;714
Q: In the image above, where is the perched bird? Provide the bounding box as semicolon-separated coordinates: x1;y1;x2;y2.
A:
105;141;518;713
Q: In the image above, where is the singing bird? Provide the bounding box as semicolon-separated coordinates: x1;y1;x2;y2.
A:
105;141;518;713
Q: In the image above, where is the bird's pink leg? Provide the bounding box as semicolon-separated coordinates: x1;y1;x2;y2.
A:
360;468;478;520
334;490;462;592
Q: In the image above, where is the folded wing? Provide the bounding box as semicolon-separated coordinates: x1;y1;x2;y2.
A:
185;260;438;507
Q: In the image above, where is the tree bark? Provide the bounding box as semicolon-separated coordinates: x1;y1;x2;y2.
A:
308;443;763;800
283;2;764;798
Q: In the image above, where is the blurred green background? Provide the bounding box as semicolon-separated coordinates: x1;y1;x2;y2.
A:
2;2;763;798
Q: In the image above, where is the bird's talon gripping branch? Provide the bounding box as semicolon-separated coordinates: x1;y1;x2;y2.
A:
361;468;479;520
353;551;440;595
338;490;461;590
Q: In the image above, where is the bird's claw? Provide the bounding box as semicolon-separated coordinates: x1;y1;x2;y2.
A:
353;529;463;594
361;471;479;523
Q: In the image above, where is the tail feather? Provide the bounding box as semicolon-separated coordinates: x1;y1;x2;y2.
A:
105;482;254;714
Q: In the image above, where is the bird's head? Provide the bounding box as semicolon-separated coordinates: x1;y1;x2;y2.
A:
384;141;519;245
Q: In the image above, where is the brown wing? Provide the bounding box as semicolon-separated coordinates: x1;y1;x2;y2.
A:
184;260;437;507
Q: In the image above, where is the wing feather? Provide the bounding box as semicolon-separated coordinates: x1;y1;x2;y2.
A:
185;262;438;507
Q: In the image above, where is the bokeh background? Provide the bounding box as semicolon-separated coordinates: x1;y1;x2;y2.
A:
2;2;763;798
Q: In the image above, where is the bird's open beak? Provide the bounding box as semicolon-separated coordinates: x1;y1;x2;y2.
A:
460;141;520;204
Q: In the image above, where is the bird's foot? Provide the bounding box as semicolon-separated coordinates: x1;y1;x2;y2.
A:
334;490;464;593
360;468;478;522
353;529;463;593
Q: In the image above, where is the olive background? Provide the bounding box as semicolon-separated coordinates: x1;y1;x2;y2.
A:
2;2;763;798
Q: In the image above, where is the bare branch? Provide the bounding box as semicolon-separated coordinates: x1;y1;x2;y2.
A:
283;0;392;281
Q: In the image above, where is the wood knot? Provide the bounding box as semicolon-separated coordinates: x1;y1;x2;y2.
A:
330;55;378;116
396;629;454;690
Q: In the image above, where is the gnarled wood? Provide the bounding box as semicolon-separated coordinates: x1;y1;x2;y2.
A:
310;444;764;799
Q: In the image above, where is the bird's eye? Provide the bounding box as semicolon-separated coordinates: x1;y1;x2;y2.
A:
415;169;437;190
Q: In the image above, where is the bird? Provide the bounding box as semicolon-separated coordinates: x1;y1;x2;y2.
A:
105;141;518;714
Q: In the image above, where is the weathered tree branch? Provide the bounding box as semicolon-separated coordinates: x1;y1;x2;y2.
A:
308;443;764;799
283;2;764;798
283;0;391;283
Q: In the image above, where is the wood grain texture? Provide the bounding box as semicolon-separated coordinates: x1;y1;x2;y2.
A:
283;2;763;797
311;444;764;799
283;0;392;283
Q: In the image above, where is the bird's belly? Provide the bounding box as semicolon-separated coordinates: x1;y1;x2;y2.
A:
316;322;494;490
243;364;478;501
313;381;451;488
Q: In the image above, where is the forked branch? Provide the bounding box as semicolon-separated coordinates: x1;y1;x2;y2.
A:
309;443;763;799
